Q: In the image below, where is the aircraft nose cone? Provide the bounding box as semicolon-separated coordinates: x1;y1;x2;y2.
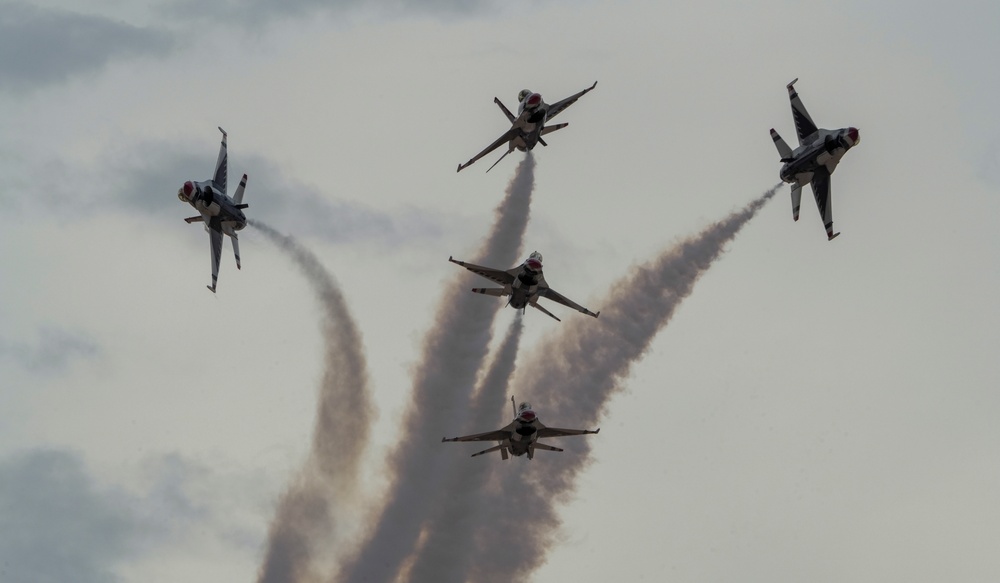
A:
520;410;536;421
848;127;860;144
527;93;542;107
183;181;194;196
526;258;542;271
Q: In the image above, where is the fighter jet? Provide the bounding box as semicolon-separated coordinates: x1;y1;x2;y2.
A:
448;251;600;321
176;127;249;293
443;397;599;460
457;81;598;172
770;79;860;241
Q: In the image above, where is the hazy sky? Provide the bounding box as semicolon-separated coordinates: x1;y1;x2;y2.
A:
1;0;998;581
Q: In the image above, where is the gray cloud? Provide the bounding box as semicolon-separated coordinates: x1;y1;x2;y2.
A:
158;0;500;28
0;327;99;374
0;3;175;93
0;449;273;583
0;450;140;583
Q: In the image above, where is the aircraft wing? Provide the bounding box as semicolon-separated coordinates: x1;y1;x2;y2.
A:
538;284;600;318
207;215;223;293
449;257;516;286
536;426;600;438
786;79;818;145
213;127;228;194
545;81;597;122
442;422;515;443
457;127;518;172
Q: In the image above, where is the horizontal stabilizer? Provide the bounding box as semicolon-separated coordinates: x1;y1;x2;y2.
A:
531;302;561;322
540;122;568;136
234;204;249;209
532;442;564;453
470;444;507;459
184;216;204;223
471;287;506;297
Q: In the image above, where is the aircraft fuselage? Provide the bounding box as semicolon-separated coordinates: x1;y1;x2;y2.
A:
508;93;550;152
779;127;859;186
181;179;247;230
506;263;543;311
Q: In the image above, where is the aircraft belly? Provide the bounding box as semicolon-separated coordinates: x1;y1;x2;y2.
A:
509;290;529;310
508;440;529;457
196;201;222;216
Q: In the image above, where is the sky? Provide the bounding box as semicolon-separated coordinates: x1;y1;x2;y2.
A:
1;0;999;581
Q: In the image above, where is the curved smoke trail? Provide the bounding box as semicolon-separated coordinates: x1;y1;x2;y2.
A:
337;154;535;583
250;220;376;583
462;185;782;580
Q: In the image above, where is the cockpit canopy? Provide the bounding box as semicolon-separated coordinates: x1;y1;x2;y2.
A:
518;89;532;102
518;402;532;411
177;180;195;202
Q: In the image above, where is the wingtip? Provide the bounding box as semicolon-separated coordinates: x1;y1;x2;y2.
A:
218;126;227;138
207;285;216;293
594;428;601;434
594;311;601;318
787;78;798;89
590;80;598;89
828;232;841;241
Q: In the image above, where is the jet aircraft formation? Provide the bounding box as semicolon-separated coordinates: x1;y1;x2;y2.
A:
175;79;860;458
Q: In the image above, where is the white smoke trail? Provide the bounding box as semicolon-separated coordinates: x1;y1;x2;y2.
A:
404;315;525;582
250;220;376;583
463;184;781;580
336;154;535;583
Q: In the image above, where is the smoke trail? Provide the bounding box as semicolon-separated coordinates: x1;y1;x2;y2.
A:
250;220;376;583
405;315;524;582
337;154;535;583
467;184;781;580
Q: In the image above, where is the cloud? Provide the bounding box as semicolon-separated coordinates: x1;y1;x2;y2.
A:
0;3;175;93
0;449;274;583
158;0;500;28
0;450;140;583
0;327;99;374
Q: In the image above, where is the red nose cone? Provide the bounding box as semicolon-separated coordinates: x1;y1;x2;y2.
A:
183;181;194;196
848;127;859;143
520;410;536;421
526;258;542;271
526;93;542;107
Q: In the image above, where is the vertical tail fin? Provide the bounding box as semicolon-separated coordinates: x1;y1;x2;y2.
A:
770;128;793;161
511;395;517;418
232;173;248;205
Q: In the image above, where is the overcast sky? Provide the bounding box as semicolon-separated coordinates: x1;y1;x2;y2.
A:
1;0;998;581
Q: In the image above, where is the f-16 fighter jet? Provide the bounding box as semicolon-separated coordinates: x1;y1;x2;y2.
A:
443;397;599;460
177;127;249;292
448;251;600;321
457;81;598;172
770;79;860;240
